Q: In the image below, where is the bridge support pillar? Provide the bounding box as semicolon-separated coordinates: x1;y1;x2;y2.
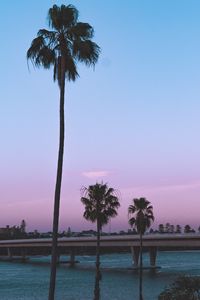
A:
69;250;75;267
21;248;27;262
131;246;140;267
7;247;13;261
56;254;60;264
149;247;157;267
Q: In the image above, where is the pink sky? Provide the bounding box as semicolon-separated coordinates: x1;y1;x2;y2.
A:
1;168;200;232
1;1;200;232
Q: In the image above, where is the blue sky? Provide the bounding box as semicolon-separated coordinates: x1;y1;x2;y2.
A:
1;1;200;231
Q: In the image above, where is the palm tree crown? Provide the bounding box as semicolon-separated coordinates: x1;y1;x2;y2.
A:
27;4;100;84
128;197;154;234
81;183;120;229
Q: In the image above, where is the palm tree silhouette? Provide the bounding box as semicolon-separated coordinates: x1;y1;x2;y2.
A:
81;182;120;300
27;4;100;300
128;197;154;300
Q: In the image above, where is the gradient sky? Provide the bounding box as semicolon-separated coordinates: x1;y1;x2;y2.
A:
1;0;200;232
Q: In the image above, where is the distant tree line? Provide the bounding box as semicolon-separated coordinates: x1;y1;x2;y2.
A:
149;223;198;234
1;222;199;241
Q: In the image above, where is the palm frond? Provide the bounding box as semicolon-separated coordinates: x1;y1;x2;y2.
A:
83;210;96;223
61;4;78;28
129;217;136;227
48;4;78;31
68;22;94;40
35;46;55;68
105;187;114;197
73;40;100;66
27;36;45;62
27;39;55;69
128;205;136;214
65;55;79;81
37;29;57;45
81;197;91;206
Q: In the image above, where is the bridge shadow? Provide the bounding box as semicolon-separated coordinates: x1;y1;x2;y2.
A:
1;255;163;277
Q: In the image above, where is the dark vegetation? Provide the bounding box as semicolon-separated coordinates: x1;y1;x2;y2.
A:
159;276;200;300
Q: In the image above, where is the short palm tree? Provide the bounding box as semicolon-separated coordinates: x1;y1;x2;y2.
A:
128;197;154;300
81;182;120;300
27;5;100;300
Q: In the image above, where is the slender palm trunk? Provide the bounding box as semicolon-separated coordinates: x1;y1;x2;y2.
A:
139;232;143;300
94;216;101;300
48;58;65;300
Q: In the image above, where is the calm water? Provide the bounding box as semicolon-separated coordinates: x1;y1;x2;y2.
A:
0;251;200;299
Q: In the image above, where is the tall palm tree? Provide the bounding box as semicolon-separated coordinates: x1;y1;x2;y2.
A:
128;197;154;300
81;182;120;300
27;5;100;300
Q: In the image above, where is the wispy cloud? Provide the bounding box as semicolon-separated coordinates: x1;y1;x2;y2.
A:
82;170;110;179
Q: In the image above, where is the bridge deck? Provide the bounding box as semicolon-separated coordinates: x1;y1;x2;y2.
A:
1;234;200;267
0;234;200;248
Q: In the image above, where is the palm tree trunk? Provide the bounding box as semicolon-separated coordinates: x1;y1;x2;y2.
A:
48;58;65;300
139;232;143;300
94;216;101;300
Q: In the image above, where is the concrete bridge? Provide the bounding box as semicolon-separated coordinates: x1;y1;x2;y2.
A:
0;234;200;268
